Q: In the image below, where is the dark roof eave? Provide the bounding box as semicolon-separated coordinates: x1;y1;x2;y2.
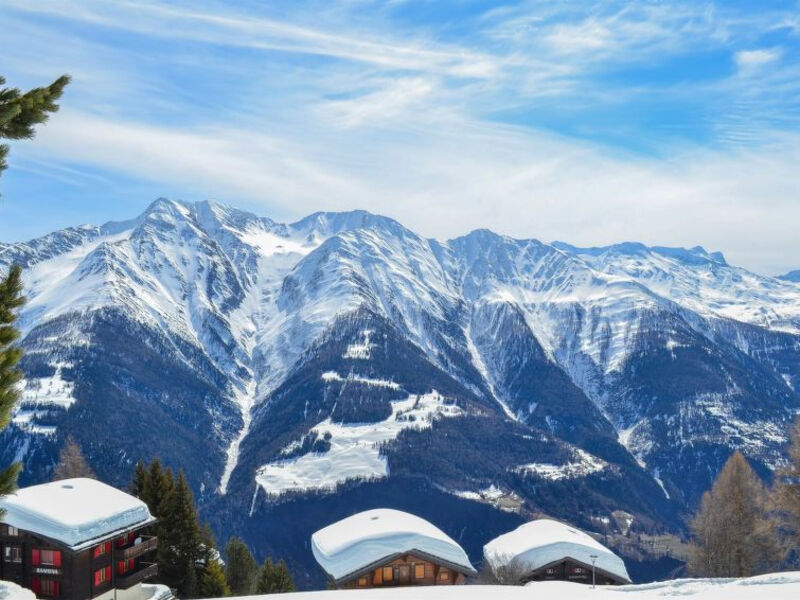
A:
5;516;157;552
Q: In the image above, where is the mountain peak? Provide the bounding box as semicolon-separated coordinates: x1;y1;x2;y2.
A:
778;269;800;283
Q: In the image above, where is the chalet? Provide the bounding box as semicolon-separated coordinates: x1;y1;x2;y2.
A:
311;508;476;589
483;518;631;586
0;478;160;600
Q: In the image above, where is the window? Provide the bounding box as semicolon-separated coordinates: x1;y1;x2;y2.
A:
382;567;393;582
94;566;112;587
440;570;450;581
357;576;368;587
373;568;383;585
93;542;111;558
32;578;60;597
39;550;62;567
546;568;555;575
572;567;585;574
118;559;135;574
5;526;19;537
4;545;22;563
414;564;425;579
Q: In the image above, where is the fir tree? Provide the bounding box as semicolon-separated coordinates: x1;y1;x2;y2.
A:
255;558;296;594
144;459;175;519
0;265;25;516
224;538;258;596
52;435;96;480
159;471;203;597
0;75;70;187
130;460;148;498
688;451;779;577
200;558;230;598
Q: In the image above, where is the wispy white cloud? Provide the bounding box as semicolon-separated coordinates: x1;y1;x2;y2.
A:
735;47;782;72
2;0;800;275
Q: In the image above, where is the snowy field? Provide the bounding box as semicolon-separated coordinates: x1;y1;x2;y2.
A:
255;389;461;496
224;572;800;599
0;581;35;600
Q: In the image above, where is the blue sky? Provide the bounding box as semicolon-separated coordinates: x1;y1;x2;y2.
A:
1;0;799;274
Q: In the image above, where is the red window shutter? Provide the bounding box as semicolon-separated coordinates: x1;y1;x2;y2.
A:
32;549;40;565
53;551;62;567
106;566;111;581
106;542;112;555
32;579;41;594
53;581;60;597
128;559;134;571
94;570;101;586
118;560;124;574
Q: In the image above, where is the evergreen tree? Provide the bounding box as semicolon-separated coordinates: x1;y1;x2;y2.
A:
0;75;70;186
255;558;296;594
775;416;800;565
224;538;258;596
0;265;25;517
52;435;96;480
688;451;779;577
130;460;148;498
183;557;199;600
143;459;175;519
159;471;204;597
200;558;230;598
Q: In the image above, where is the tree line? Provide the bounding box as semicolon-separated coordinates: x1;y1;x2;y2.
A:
688;417;800;577
130;460;296;597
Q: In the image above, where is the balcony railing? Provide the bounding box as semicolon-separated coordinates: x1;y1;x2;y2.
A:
116;562;158;589
121;536;158;561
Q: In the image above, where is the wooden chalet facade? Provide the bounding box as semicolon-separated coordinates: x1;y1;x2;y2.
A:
0;479;159;600
484;519;632;587
338;550;470;589
520;556;629;586
311;508;476;590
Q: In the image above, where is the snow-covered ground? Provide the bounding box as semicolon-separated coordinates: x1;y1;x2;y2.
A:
0;581;35;600
512;448;608;481
255;391;461;496
223;572;800;600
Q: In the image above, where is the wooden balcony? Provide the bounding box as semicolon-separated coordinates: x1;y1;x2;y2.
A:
116;562;158;589
121;536;158;561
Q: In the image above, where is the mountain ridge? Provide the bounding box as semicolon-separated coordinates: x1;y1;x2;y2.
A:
2;198;799;586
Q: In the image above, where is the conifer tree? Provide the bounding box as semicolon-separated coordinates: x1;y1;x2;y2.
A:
52;435;96;480
0;75;70;187
159;471;204;597
0;265;24;516
224;538;258;596
255;558;296;594
688;451;778;577
0;74;69;514
775;416;800;565
130;460;148;498
200;558;230;598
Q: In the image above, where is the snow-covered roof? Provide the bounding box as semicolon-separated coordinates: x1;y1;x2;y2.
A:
311;509;476;582
483;519;630;583
0;478;155;550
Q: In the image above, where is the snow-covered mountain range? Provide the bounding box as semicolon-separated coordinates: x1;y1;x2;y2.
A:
2;199;799;585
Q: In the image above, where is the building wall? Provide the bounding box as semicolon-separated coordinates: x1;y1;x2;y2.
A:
0;524;156;600
523;559;625;585
340;553;467;589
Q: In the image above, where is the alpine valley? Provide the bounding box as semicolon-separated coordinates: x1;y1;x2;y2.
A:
2;199;800;587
